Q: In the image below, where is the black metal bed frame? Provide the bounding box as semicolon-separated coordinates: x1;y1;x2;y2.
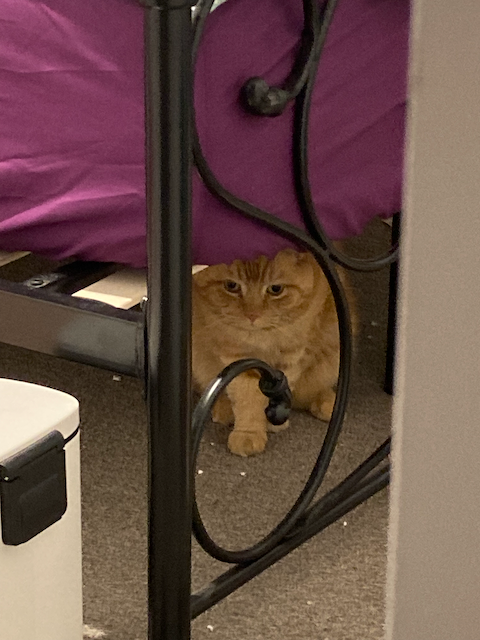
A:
0;1;399;638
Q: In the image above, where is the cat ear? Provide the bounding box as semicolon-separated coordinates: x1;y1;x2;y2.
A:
193;263;230;288
274;249;316;277
301;253;333;306
295;251;318;267
273;248;316;268
273;248;299;263
274;249;331;298
293;253;317;293
296;251;330;276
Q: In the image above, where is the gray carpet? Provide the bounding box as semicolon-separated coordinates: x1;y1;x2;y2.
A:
0;219;393;640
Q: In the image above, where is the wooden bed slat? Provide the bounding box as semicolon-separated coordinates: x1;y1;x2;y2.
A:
0;251;30;267
71;265;209;309
72;268;147;309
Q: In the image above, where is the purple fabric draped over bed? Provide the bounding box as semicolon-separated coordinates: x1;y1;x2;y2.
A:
0;0;409;267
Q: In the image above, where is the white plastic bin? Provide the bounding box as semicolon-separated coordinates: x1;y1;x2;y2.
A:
0;379;83;640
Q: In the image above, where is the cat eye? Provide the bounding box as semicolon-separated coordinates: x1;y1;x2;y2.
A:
224;280;241;294
266;284;285;296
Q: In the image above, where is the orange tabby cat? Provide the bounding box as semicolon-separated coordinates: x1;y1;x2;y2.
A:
192;249;355;457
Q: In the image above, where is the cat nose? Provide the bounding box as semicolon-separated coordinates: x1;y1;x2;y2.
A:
246;312;260;323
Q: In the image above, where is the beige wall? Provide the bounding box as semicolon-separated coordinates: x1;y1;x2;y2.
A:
385;1;480;638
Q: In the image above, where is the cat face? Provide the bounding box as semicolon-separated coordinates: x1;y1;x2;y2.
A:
193;249;328;331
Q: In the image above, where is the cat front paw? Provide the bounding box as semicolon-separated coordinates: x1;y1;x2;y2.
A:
228;430;267;457
211;395;234;426
267;419;290;433
310;393;335;422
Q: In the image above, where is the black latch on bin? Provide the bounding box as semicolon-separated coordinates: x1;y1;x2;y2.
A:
0;430;68;545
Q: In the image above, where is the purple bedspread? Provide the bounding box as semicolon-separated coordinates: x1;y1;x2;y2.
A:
0;0;409;267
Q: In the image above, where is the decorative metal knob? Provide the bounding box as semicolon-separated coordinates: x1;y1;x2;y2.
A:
241;77;291;117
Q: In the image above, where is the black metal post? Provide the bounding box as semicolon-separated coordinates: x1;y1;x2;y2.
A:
144;2;193;639
384;213;400;395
